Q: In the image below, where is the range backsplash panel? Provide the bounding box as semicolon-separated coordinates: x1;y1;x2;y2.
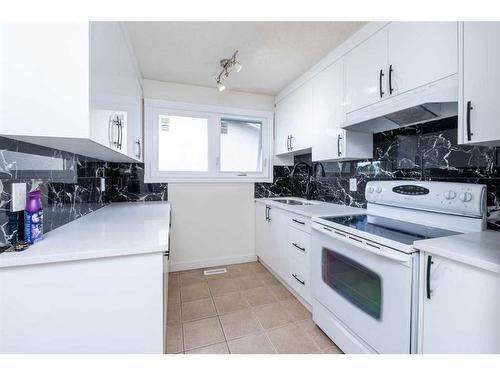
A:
255;117;500;230
0;137;167;246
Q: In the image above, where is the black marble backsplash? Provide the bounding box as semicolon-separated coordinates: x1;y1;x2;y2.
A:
2;115;500;246
0;137;167;246
255;117;500;230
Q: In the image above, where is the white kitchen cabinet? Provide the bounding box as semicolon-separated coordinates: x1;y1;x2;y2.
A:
255;202;288;278
286;226;311;303
459;22;500;146
0;252;164;353
274;81;312;155
420;253;500;353
255;203;273;267
344;22;458;121
344;26;388;114
0;22;142;162
312;60;372;162
388;22;457;97
255;202;312;305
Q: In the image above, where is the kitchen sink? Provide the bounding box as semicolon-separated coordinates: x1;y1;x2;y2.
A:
274;199;313;206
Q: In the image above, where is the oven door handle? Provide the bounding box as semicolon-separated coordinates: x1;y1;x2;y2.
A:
312;223;410;264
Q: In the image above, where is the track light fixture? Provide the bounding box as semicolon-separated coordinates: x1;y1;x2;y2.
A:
215;50;242;92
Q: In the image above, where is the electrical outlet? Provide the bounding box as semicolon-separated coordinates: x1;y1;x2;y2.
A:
11;183;27;212
349;178;357;192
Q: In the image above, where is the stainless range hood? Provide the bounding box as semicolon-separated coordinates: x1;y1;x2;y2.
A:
342;75;458;133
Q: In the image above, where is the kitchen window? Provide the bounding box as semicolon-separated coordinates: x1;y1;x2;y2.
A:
144;99;273;183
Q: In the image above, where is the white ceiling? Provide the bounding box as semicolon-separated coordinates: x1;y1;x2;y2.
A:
124;22;365;96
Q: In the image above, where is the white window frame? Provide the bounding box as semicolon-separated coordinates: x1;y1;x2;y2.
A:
144;98;274;183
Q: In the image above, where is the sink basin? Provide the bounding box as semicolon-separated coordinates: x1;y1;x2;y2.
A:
274;199;313;206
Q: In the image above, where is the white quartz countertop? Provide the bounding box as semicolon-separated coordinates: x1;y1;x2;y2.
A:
414;230;500;274
0;202;170;269
255;197;366;218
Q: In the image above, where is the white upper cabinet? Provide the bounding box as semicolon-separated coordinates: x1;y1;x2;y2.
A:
0;22;143;162
344;22;458;117
274;81;312;155
388;22;458;97
0;23;90;139
89;22;143;161
312;59;372;162
344;26;389;114
459;22;500;146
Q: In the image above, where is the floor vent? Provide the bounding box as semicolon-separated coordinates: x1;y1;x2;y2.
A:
203;267;227;276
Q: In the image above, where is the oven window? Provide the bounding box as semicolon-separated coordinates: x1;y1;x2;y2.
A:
322;247;382;320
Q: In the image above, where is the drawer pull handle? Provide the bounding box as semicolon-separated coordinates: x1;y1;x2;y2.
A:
334;231;346;237
292;274;305;285
292;219;305;225
292;243;306;252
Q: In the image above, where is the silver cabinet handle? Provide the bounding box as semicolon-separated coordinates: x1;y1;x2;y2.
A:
109;115;121;149
136;140;141;159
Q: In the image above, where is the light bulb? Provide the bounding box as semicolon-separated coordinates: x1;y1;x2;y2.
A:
217;81;226;92
233;61;243;73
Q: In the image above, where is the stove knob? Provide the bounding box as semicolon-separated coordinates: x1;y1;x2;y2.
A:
367;186;374;194
375;186;382;193
444;190;456;200
459;192;473;202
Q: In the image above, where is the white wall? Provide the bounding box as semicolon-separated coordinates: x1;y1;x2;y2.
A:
143;79;275;111
144;79;269;271
168;183;256;271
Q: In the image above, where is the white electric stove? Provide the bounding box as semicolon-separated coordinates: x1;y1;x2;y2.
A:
311;180;487;354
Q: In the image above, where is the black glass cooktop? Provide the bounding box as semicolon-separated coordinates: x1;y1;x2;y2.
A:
321;215;460;245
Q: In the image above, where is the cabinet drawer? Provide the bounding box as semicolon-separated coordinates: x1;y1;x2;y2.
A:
289;214;311;233
288;258;311;303
288;226;310;256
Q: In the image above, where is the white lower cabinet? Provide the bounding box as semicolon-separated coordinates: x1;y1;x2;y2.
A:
0;253;164;353
419;253;500;353
286;226;311;302
255;202;312;305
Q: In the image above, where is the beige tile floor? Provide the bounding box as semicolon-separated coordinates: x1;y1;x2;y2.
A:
165;261;343;354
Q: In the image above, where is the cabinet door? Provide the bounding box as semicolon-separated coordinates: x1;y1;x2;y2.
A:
344;26;388;114
460;22;500;145
290;81;313;152
127;98;143;161
255;203;272;266
274;82;312;155
267;207;289;279
421;254;500;353
89;22;143;157
312;60;345;162
274;98;293;155
388;22;457;97
0;23;90;139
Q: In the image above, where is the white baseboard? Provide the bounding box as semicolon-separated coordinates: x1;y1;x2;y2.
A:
169;254;257;272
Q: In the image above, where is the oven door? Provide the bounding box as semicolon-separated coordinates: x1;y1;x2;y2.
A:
311;223;414;354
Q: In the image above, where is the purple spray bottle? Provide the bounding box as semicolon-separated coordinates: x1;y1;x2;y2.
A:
24;190;43;243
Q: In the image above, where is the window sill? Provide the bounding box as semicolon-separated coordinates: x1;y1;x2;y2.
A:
144;175;274;184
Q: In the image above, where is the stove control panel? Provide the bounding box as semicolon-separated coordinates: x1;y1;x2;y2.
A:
366;180;486;217
392;185;430;196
